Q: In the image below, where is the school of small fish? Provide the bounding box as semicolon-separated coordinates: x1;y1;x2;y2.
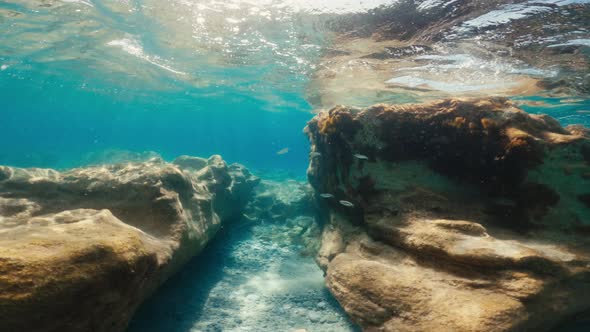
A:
314;152;365;207
319;194;354;207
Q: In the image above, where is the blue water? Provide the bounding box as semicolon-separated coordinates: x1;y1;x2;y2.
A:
3;72;589;177
0;0;330;177
2;0;588;176
0;73;312;176
1;1;590;331
515;96;590;127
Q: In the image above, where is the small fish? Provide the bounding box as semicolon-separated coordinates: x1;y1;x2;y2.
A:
310;152;321;157
353;154;368;160
319;193;334;198
339;200;354;207
276;147;289;155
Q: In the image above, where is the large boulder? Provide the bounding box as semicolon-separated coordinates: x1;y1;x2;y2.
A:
0;156;258;332
305;98;590;331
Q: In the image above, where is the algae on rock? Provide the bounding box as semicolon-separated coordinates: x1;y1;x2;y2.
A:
306;98;590;332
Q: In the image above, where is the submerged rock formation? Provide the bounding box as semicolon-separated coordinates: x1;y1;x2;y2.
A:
244;179;314;222
240;179;320;256
0;156;258;332
306;98;590;331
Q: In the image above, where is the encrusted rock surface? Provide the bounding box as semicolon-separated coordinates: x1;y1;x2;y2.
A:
306;98;590;331
244;179;314;222
240;179;320;256
0;155;258;332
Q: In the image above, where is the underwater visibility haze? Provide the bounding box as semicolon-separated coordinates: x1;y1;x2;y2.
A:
1;0;590;331
0;0;338;174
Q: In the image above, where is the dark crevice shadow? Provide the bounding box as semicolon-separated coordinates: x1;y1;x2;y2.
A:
127;223;247;332
126;220;359;332
551;308;590;332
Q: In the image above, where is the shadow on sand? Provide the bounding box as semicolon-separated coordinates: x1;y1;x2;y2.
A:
127;220;359;332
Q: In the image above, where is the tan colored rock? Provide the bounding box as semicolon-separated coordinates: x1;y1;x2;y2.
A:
0;156;258;332
306;98;590;331
172;154;208;170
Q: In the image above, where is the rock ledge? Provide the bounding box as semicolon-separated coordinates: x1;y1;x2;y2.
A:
306;98;590;331
0;156;258;332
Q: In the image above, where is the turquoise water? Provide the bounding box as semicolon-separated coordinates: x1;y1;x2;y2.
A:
2;1;589;175
516;96;590;127
0;0;339;176
1;75;312;176
0;2;363;331
1;1;590;331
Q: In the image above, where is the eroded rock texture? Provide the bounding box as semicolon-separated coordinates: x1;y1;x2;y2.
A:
306;98;590;331
243;179;314;222
0;155;258;332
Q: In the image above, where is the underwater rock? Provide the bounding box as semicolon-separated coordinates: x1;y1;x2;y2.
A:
199;156;260;221
172;155;208;171
306;98;590;331
0;166;10;181
243;179;314;222
239;178;321;256
0;156;257;332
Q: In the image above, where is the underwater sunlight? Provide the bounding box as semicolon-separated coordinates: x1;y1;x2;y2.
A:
1;0;589;331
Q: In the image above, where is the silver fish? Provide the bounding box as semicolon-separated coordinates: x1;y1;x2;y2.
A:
320;193;334;198
353;154;368;160
276;147;289;155
339;200;354;207
310;152;321;157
